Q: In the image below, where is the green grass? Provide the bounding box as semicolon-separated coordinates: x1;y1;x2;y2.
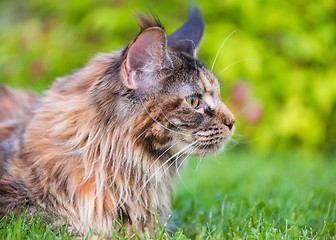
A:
173;150;336;239
1;150;335;239
0;209;74;239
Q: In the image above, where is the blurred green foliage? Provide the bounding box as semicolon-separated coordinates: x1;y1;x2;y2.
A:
0;0;335;156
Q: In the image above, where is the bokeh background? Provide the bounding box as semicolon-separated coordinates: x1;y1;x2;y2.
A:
1;0;336;238
1;0;335;158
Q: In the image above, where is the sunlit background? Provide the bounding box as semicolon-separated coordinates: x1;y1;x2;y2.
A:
1;0;335;156
0;0;335;238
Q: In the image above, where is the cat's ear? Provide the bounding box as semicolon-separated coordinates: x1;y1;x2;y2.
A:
167;7;204;57
122;27;172;90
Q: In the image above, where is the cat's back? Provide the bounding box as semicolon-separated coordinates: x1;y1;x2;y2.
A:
0;86;36;179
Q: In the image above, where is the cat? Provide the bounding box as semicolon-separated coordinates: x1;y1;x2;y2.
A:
0;7;235;237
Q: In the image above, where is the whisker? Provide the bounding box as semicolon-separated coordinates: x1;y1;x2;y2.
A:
211;29;236;72
143;138;186;180
137;140;199;198
174;152;182;178
218;58;256;76
156;98;192;132
175;142;202;173
176;143;201;173
140;99;191;137
157;142;202;186
213;142;219;163
132;129;147;146
196;144;208;170
147;140;198;184
175;39;198;73
174;153;196;197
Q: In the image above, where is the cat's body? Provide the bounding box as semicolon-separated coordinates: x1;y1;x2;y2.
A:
0;9;235;236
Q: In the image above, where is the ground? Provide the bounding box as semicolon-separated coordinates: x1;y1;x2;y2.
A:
1;149;335;239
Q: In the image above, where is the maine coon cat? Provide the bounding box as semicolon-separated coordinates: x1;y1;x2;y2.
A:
0;8;235;236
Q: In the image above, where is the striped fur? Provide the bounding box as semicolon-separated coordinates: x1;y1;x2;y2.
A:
0;10;235;237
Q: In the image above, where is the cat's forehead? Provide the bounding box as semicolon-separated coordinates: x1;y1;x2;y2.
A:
198;68;221;93
166;53;220;93
170;60;220;96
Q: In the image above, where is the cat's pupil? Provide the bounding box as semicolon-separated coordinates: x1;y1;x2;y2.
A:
185;95;199;108
190;97;195;105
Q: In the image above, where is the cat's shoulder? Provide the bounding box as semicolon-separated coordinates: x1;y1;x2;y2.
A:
0;86;36;174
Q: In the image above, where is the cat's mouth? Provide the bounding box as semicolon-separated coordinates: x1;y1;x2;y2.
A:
194;127;234;156
172;125;235;157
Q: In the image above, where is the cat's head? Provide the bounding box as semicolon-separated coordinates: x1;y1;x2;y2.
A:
94;8;235;157
117;8;235;157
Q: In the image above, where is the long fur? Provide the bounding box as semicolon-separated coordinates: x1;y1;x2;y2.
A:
0;10;235;237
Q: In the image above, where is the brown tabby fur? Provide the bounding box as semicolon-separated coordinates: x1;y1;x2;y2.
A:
0;10;235;237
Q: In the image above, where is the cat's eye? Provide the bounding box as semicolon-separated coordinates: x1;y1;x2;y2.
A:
185;95;199;109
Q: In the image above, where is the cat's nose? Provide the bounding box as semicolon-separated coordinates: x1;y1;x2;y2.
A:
224;118;235;130
220;103;235;130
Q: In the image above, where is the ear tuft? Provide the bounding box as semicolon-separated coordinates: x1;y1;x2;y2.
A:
136;12;164;31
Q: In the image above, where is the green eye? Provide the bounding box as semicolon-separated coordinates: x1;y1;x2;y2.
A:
185;95;199;109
